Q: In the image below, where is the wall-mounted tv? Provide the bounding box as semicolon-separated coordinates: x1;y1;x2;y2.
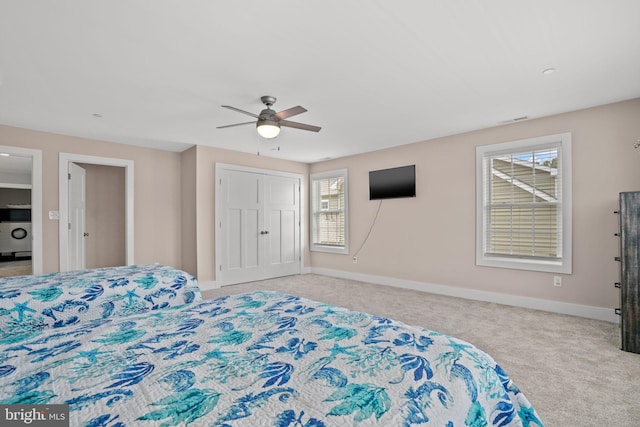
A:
369;165;416;200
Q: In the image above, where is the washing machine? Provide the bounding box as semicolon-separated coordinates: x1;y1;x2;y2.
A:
0;222;32;256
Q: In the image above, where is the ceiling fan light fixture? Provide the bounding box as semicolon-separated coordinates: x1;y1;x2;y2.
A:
256;120;280;139
219;95;320;138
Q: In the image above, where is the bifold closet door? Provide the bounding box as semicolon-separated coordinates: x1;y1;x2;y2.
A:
263;174;301;279
218;168;301;286
219;169;264;285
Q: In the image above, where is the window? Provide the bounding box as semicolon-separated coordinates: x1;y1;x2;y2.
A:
476;133;572;273
311;169;348;254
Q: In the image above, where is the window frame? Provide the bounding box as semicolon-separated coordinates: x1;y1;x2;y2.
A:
310;168;349;254
476;133;572;274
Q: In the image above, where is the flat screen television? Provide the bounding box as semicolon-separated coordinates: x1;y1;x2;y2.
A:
369;165;416;200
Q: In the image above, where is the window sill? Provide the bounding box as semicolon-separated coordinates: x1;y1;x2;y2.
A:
476;255;571;274
311;245;349;255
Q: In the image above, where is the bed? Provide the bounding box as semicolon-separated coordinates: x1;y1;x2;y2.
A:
0;264;542;426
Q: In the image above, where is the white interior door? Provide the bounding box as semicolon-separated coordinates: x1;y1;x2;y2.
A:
217;166;301;286
264;175;301;278
219;169;264;285
68;162;86;270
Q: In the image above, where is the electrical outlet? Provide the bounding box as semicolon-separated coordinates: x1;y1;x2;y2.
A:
553;276;562;287
353;256;358;264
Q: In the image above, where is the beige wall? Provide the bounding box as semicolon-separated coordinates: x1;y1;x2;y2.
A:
0;125;183;272
0;124;310;280
310;98;640;309
180;146;198;276
3;98;639;312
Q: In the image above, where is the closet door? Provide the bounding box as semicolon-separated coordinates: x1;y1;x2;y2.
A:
218;169;264;285
264;174;301;278
217;167;301;286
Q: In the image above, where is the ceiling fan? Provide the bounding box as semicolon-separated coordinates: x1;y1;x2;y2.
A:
217;95;321;139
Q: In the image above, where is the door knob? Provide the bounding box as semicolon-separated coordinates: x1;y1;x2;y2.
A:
260;230;269;235
83;232;90;237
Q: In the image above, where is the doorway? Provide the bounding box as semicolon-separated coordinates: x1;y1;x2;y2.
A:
0;145;42;277
215;164;302;286
59;153;134;272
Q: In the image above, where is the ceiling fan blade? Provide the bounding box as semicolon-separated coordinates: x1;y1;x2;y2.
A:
216;121;256;129
280;120;322;133
221;105;259;118
274;105;307;120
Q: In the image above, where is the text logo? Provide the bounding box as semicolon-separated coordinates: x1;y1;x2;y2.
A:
1;405;69;427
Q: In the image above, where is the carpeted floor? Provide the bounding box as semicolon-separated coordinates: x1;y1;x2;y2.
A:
202;273;640;427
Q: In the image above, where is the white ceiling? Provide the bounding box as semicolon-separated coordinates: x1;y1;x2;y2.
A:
1;1;639;164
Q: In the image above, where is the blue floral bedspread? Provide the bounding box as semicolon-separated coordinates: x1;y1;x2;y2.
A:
0;279;542;425
0;264;201;344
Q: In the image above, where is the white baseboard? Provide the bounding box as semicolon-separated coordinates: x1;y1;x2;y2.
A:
198;267;313;292
198;280;219;291
309;267;619;324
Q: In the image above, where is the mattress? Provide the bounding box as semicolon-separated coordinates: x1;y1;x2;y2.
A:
0;267;542;426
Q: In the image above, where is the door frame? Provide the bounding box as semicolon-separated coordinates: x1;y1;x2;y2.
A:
0;145;43;275
215;163;304;286
59;153;134;271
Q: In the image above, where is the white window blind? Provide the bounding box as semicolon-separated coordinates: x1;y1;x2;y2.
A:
476;133;572;273
311;169;348;254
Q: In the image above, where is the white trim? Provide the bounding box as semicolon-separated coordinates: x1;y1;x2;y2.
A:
198;280;219;291
309;267;618;323
59;153;134;271
214;163;304;286
215;163;303;180
476;132;572;274
0;145;43;275
0;183;32;189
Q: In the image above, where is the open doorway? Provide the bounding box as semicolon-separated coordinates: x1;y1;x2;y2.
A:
0;187;32;277
68;162;127;270
0;145;42;278
59;153;134;272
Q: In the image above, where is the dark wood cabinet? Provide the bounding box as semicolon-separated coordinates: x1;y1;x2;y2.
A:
618;191;640;353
